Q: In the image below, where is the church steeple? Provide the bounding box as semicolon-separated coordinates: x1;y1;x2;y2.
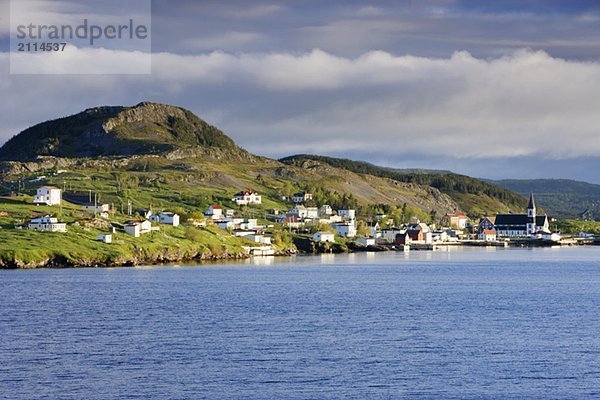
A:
528;192;536;211
527;192;537;235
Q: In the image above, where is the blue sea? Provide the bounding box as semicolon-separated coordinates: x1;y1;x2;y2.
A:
2;247;600;399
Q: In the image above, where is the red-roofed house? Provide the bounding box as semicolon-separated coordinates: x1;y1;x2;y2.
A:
478;229;497;241
232;190;262;205
205;205;224;220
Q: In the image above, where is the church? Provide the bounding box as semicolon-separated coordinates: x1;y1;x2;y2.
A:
494;193;550;237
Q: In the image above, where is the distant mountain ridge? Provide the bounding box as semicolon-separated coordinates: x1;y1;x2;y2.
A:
490;179;600;219
0;102;239;161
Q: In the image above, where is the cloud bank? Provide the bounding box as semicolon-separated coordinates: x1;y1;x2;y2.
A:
2;48;600;161
148;48;600;160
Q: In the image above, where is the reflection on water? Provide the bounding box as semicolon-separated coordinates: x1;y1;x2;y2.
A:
243;256;276;266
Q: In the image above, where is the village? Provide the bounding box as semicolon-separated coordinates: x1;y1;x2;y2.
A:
5;183;594;262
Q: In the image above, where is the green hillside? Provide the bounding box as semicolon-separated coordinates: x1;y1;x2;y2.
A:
280;154;527;217
491;179;600;219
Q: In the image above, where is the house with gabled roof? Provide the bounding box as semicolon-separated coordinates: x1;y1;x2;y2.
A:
33;186;61;206
478;216;496;232
447;211;469;229
149;212;180;227
233;190;262;205
478;230;497;241
28;216;67;232
124;220;153;237
205;205;223;220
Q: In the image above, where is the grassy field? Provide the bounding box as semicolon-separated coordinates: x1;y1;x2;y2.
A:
0;195;282;268
555;219;600;235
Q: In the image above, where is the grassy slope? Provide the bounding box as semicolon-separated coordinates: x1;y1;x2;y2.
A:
280;154;527;217
0;195;263;267
3;153;463;218
555;219;600;235
0;151;463;266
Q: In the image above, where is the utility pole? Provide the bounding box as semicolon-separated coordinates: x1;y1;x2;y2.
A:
94;192;97;219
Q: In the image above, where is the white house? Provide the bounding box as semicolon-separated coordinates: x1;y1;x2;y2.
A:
432;230;449;242
96;234;112;244
370;223;381;238
356;237;376;246
447;212;469;229
124;220;153;237
538;232;561;241
248;234;272;245
313;231;335;243
217;219;235;230
233;229;256;237
241;218;258;230
337;209;356;221
319;205;333;216
82;203;111;219
288;205;308;219
216;218;257;231
28;216;67;232
444;228;461;242
333;222;357;238
149;212;180;227
82;203;110;213
233;190;262;205
205;205;223;220
306;207;319;220
328;215;343;223
478;229;497;241
281;215;304;229
33;186;61;206
292;192;313;203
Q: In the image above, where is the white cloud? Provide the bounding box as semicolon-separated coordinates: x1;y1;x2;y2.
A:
1;48;600;162
154;49;600;159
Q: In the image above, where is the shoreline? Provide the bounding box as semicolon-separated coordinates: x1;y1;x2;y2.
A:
1;240;595;270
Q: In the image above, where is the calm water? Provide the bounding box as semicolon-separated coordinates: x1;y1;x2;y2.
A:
2;247;600;399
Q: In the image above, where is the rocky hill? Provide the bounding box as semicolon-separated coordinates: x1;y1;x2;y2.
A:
0;103;526;219
0;102;239;161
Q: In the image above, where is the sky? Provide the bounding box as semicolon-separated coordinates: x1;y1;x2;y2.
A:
1;0;600;182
